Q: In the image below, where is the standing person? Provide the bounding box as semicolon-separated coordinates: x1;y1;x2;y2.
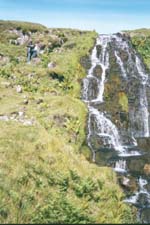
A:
31;43;39;58
27;40;35;63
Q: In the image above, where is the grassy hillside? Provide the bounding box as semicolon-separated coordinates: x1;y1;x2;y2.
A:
124;28;150;69
0;20;136;223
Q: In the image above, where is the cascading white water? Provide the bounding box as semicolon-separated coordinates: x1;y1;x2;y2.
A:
114;50;127;78
83;32;150;158
135;56;149;137
114;159;127;173
96;35;110;102
93;35;110;102
83;34;126;155
82;38;100;102
82;78;89;101
83;35;110;103
112;35;149;138
124;177;150;204
89;106;125;152
82;33;150;223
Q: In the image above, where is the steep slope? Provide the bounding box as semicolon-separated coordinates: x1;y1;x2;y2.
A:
0;21;135;223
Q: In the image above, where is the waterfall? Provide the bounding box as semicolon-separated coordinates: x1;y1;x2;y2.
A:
135;56;149;137
82;33;150;223
89;106;124;153
124;177;150;205
114;51;127;78
83;34;126;156
83;35;110;103
112;34;149;138
114;159;127;173
82;33;150;160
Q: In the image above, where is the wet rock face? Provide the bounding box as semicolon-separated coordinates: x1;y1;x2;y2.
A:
80;55;91;72
93;65;102;78
140;208;150;223
119;49;129;62
119;176;138;192
137;138;150;152
96;44;101;58
90;134;104;150
127;158;146;175
143;164;150;176
82;33;150;154
137;193;149;206
95;148;118;166
145;183;150;192
0;54;10;65
82;34;150;223
85;78;99;101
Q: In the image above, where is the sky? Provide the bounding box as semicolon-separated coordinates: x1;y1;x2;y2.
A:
1;0;150;33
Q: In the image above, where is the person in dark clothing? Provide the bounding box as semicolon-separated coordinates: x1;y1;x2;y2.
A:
27;41;35;62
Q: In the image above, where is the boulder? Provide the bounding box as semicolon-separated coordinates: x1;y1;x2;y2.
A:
93;65;102;78
27;73;35;79
119;176;138;192
141;208;150;224
96;44;102;58
80;55;91;72
137;193;149;206
48;62;56;69
16;85;22;93
0;55;10;65
143;164;150;175
16;34;29;45
36;99;43;104
137;138;150;152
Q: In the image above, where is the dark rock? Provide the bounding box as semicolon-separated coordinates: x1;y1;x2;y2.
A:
23;99;29;105
145;183;150;192
137;193;149;206
96;44;101;58
141;208;150;223
90;134;104;150
84;77;99;100
93;65;102;78
0;54;10;65
143;164;150;176
127;158;145;175
95;148;118;166
119;176;138;192
119;49;129;61
137;138;150;152
36;99;43;104
48;62;56;69
49;72;64;82
80;55;91;72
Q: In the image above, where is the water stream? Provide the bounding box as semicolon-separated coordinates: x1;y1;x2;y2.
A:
82;33;150;223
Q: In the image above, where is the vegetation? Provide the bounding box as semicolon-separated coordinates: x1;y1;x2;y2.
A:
0;20;136;223
125;28;150;69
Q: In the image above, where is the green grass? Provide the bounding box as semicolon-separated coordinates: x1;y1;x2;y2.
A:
124;28;150;69
0;20;47;34
0;20;136;224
